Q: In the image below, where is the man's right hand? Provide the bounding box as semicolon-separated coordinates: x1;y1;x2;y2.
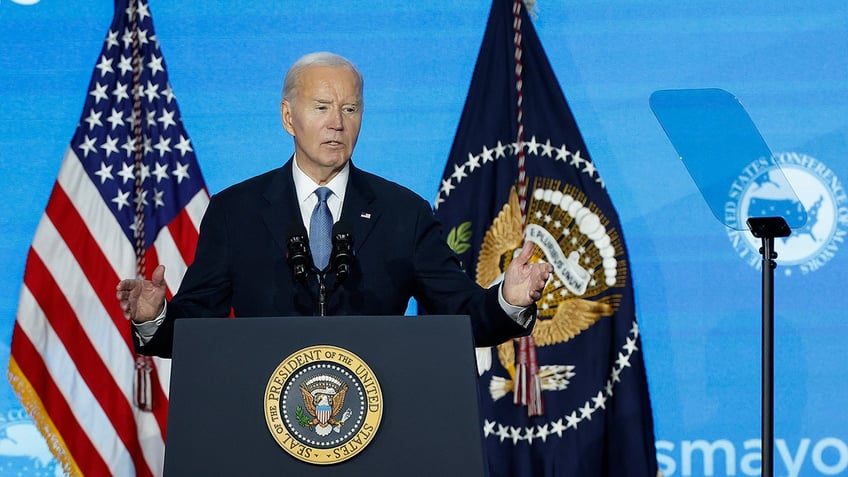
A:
116;264;168;323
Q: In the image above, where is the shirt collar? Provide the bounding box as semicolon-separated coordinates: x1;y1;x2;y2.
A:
292;154;350;205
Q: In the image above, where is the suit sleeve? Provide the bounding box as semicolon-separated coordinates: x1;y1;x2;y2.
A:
409;198;530;347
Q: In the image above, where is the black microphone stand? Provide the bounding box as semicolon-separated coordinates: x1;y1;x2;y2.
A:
311;225;354;317
315;225;354;316
315;267;328;317
746;216;790;477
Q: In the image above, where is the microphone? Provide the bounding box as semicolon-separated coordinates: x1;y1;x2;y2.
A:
330;222;354;284
285;223;312;284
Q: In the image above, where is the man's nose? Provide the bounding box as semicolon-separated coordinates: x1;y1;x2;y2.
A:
327;108;344;130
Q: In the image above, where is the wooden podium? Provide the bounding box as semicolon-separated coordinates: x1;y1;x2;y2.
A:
163;315;487;476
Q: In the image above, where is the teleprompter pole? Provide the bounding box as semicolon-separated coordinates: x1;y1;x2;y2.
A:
746;216;790;477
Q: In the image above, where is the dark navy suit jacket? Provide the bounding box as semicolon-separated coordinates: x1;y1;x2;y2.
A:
138;159;529;357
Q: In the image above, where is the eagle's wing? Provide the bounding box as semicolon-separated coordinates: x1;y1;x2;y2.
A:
331;383;349;416
299;385;316;416
534;298;613;347
476;187;523;288
495;299;614;371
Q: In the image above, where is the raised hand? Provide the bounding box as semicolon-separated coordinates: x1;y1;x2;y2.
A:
502;241;553;307
116;264;168;323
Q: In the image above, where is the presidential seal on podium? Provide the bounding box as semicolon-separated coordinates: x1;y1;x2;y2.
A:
263;345;383;464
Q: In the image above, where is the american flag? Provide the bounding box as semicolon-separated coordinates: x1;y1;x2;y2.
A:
8;1;208;475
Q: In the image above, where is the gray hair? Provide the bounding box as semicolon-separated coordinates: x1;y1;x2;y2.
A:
281;52;364;106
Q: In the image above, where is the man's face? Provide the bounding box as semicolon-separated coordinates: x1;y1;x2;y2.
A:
281;65;362;184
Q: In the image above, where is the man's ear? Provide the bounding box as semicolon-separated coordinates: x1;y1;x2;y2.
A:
280;100;295;136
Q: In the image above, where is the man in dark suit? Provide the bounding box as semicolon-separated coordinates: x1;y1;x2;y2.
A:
117;52;552;358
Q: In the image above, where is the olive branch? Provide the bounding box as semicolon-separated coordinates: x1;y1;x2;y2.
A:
446;221;473;255
295;406;310;428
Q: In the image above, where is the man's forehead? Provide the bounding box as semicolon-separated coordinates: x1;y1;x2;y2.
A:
299;68;360;96
300;65;358;84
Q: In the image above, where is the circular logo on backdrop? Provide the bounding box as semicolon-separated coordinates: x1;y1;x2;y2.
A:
725;152;847;275
263;345;383;465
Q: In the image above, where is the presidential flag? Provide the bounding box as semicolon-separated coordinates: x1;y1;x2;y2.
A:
8;1;208;475
434;1;659;475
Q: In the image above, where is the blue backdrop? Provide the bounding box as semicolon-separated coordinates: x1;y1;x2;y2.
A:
1;1;846;476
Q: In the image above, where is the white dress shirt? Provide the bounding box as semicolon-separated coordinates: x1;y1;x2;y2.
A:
292;155;348;233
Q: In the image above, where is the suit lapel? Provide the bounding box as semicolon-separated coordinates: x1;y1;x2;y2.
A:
261;158;301;255
261;158;314;315
341;162;380;252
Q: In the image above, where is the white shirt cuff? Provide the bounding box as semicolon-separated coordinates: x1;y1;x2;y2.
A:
132;301;167;345
497;282;535;328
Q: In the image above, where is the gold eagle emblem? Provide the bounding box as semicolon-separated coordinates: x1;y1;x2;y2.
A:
299;376;350;436
476;182;622;388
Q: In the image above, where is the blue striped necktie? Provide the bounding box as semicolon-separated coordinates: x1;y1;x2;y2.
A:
309;187;333;270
